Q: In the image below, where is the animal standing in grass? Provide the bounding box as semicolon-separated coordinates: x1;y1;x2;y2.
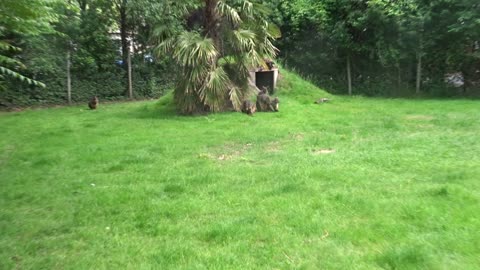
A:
315;98;330;104
256;90;279;112
241;100;257;116
88;96;99;110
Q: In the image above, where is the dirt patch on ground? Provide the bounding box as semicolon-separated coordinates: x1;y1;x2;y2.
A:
312;149;336;155
0;145;15;166
415;124;435;129
265;141;282;153
404;115;434;121
199;143;254;161
291;133;305;141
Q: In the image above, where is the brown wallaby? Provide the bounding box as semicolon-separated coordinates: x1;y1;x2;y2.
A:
241;100;257;116
88;96;99;110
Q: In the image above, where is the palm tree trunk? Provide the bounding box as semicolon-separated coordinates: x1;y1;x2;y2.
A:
204;0;220;52
78;0;87;11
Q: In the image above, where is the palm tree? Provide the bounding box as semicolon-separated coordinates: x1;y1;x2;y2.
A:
153;0;280;114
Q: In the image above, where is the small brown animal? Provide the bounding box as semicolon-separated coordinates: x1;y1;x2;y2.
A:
256;92;279;112
270;97;279;111
259;87;268;95
88;96;99;110
264;59;275;70
241;100;256;115
315;98;330;104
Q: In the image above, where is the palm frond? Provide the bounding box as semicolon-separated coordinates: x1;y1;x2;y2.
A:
267;23;282;39
218;1;242;26
0;41;21;52
186;64;209;85
242;1;254;16
0;66;46;87
154;36;177;56
152;25;176;42
199;66;230;112
0;55;25;68
174;32;218;67
232;29;256;52
228;84;254;112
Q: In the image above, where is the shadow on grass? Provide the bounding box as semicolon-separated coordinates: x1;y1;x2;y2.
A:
118;91;243;121
115;92;183;120
127;104;178;120
118;68;480;122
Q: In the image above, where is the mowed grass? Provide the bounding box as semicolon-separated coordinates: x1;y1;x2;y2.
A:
1;70;480;269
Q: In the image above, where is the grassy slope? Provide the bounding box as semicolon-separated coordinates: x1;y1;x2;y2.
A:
1;70;479;269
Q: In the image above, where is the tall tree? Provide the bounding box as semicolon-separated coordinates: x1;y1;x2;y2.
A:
154;0;280;114
0;0;59;88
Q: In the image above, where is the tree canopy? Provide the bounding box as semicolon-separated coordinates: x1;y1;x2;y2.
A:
0;0;60;88
1;0;479;109
153;0;280;114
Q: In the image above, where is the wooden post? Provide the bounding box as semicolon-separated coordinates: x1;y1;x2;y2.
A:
416;23;424;95
347;54;352;96
67;50;72;105
397;64;402;90
127;49;133;99
416;51;422;94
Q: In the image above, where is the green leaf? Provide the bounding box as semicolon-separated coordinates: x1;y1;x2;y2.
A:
0;66;46;88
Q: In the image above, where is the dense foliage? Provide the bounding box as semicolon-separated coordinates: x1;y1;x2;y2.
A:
0;0;57;90
153;0;280;114
1;0;174;108
268;0;480;96
1;0;479;109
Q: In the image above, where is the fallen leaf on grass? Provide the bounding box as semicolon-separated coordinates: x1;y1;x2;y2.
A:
321;230;330;240
312;149;336;155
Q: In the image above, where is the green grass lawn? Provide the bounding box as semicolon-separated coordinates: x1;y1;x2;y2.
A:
1;70;480;269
